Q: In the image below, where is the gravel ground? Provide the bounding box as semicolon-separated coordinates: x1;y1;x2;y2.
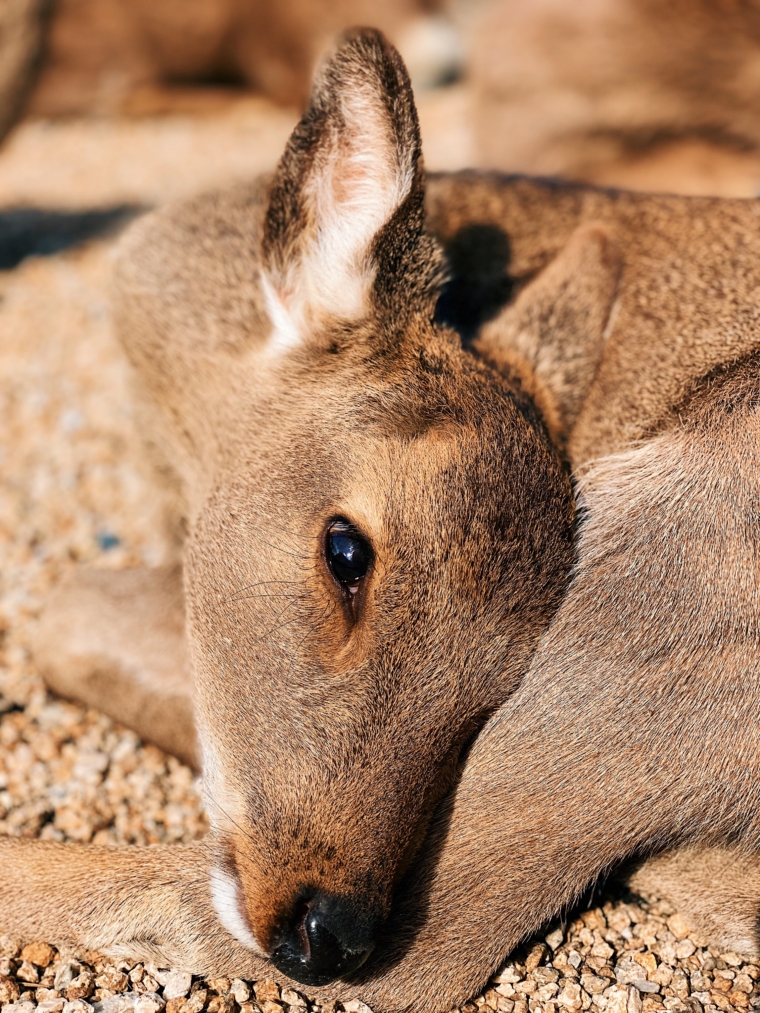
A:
0;91;758;1013
0;893;758;1013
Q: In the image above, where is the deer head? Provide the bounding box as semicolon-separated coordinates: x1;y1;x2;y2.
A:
113;29;609;989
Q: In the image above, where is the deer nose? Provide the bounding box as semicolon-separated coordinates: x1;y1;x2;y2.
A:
270;892;378;987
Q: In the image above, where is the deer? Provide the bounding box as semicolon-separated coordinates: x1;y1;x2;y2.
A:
471;0;760;197
0;0;459;134
1;25;760;1013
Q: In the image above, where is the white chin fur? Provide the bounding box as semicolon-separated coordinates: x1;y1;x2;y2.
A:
210;866;264;955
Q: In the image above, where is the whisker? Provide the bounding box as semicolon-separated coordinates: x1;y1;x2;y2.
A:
281;602;335;681
249;607;306;646
203;788;259;849
227;578;307;596
229;591;310;603
246;530;311;560
221;575;317;604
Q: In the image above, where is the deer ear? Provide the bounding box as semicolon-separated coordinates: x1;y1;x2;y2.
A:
474;224;621;450
261;28;426;347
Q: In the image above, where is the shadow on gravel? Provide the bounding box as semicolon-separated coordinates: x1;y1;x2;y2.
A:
0;205;145;270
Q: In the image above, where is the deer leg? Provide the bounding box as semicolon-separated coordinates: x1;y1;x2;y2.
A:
0;836;266;977
34;565;199;769
350;660;760;1012
348;403;760;1012
629;847;760;957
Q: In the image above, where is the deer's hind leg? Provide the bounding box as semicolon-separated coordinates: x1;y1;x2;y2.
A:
628;847;760;957
34;565;199;769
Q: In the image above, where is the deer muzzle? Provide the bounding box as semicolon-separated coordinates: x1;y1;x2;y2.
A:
269;889;381;986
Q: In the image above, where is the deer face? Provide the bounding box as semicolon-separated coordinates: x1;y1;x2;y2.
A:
127;29;574;988
189;327;572;985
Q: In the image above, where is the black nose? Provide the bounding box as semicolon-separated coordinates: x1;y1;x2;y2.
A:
270;892;379;987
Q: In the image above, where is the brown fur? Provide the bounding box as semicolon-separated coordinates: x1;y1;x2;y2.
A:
472;0;760;195
16;0;448;118
354;174;760;1006
0;0;47;139
6;27;576;1003
4;27;760;1013
36;566;197;769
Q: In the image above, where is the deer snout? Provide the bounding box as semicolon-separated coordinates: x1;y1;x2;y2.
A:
270;890;380;986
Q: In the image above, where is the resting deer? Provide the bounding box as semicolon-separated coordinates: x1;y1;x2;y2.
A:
2;26;760;1013
471;0;760;196
0;0;458;132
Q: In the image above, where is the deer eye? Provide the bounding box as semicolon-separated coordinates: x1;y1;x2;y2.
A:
326;521;372;592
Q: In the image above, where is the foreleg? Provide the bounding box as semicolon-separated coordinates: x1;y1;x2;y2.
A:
35;566;199;768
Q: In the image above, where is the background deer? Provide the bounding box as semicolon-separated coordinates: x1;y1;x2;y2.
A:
2;25;760;1013
0;0;459;137
471;0;760;195
8;0;760;205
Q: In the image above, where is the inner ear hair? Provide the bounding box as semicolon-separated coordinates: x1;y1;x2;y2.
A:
261;27;425;336
474;224;622;451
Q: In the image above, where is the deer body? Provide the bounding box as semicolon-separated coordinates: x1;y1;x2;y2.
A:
471;0;760;196
2;29;760;1013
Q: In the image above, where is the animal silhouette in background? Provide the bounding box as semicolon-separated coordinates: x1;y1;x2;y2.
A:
1;26;760;1013
0;0;459;136
472;0;760;195
0;0;47;140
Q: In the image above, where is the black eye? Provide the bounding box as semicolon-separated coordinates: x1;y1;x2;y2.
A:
326;521;372;592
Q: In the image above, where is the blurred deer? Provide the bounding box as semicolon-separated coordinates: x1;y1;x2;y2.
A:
2;26;760;1013
472;0;760;196
0;0;460;133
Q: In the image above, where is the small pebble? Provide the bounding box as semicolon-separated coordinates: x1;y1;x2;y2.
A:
254;981;280;1003
632;981;660;994
162;973;191;1001
16;962;39;985
21;943;56;968
134;993;165;1013
229;981;250;1005
279;989;304;1007
4;1002;37;1013
38;1000;66;1013
526;944;546;973
93;993;133;1013
545;928;565;951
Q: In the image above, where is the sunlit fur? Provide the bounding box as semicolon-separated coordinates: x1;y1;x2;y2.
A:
7;27;760;1013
